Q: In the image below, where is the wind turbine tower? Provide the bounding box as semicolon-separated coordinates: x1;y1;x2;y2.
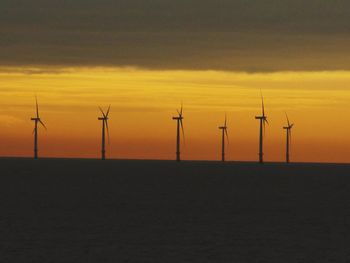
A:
218;115;229;162
98;106;110;160
255;93;268;163
172;105;184;162
30;97;47;159
283;113;294;163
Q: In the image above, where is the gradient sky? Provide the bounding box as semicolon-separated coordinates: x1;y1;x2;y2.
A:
1;0;350;162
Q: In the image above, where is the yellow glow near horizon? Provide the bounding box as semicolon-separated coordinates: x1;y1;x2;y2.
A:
1;66;350;162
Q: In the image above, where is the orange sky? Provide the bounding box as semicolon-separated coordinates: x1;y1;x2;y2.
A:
1;66;350;163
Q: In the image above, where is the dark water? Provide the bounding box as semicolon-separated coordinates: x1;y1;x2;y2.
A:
1;158;350;262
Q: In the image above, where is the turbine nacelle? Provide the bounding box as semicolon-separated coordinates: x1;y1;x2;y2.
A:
173;105;185;161
219;114;228;130
98;105;111;148
31;97;47;129
256;91;268;124
256;91;268;163
98;105;111;160
219;114;229;162
173;106;184;120
284;113;294;163
98;105;110;120
31;97;46;159
284;113;294;129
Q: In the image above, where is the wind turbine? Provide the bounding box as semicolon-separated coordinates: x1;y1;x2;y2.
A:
172;105;184;162
255;92;268;163
98;105;110;160
218;114;229;162
283;113;294;163
31;97;47;159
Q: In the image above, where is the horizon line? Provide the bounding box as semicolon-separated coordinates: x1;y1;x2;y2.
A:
1;156;350;166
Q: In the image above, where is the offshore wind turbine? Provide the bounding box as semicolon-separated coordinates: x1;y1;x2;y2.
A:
31;97;47;159
255;93;268;163
98;105;110;160
283;113;294;163
172;105;184;162
218;114;229;162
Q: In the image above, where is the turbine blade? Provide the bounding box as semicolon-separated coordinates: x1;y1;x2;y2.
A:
99;106;106;118
180;103;183;116
264;118;268;137
285;112;290;127
289;129;292;142
289;129;292;152
262;99;265;117
35;96;39;118
263;120;266;136
106;105;111;117
105;120;110;144
32;127;35;135
180;119;185;144
225;128;229;144
260;89;265;117
224;114;227;127
39;119;47;130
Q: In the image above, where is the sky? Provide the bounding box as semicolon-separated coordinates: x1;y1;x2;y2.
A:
1;0;350;162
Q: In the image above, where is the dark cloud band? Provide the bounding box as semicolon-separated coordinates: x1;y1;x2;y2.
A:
1;0;350;71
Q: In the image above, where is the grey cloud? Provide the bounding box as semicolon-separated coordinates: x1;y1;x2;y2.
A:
1;0;350;71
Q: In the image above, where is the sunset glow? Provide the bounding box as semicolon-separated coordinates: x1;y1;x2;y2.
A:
1;66;350;162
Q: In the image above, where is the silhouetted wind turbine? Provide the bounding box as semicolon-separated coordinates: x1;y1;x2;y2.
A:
283;113;294;163
255;93;268;163
98;105;110;160
172;105;184;162
218;114;229;162
31;97;46;159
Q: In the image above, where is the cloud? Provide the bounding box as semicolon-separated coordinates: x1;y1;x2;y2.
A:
0;114;25;127
1;0;350;71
